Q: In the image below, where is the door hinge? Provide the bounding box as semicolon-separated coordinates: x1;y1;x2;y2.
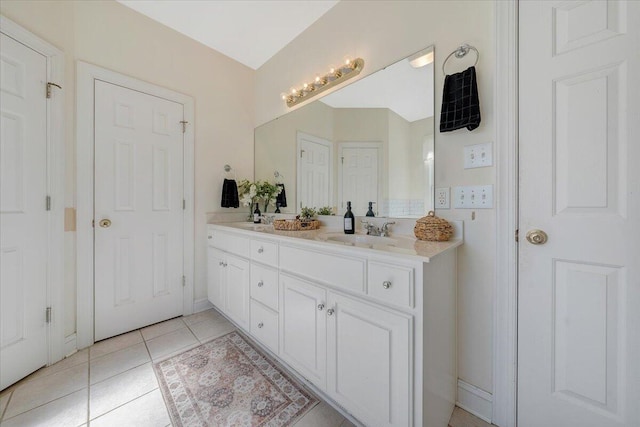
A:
92;219;95;228
46;82;62;99
46;195;51;211
179;121;188;133
46;307;52;323
183;199;186;210
515;229;519;242
341;156;344;164
182;276;186;287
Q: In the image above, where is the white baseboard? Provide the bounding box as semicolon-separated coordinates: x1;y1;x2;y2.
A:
64;333;77;357
193;298;214;313
457;379;493;424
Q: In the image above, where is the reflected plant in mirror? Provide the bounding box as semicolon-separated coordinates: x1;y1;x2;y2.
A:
255;45;435;218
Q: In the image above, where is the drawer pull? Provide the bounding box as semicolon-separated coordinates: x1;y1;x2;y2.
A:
317;303;325;311
219;261;224;266
327;308;335;316
257;247;264;253
257;280;264;287
257;322;264;328
382;281;392;289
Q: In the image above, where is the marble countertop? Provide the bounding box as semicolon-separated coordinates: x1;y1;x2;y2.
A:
208;221;463;263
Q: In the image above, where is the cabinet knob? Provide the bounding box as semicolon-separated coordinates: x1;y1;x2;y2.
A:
327;308;335;316
219;261;224;266
258;247;264;253
223;262;228;267
257;322;264;328
257;280;264;287
317;303;325;311
383;281;392;289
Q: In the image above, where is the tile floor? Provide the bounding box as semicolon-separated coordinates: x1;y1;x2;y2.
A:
0;308;356;427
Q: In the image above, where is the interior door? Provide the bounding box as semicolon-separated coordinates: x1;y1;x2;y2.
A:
340;145;379;216
297;133;331;211
0;33;48;389
519;1;639;426
94;80;184;341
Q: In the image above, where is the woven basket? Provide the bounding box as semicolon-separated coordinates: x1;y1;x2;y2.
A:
273;219;320;231
414;211;453;242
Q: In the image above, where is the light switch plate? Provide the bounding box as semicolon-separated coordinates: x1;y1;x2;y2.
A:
453;185;493;209
435;187;450;209
464;142;493;169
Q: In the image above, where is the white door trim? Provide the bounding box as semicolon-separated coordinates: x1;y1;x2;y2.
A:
76;62;195;349
0;16;66;366
337;141;383;214
493;1;519;426
296;131;334;212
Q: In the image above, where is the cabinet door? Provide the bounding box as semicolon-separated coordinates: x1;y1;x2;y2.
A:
327;292;412;427
207;247;226;309
224;254;250;330
280;274;327;389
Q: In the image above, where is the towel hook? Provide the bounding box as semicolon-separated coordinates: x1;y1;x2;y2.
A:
442;44;479;75
224;164;231;172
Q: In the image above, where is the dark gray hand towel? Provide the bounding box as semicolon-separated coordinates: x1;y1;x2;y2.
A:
276;183;287;208
440;66;481;132
221;179;239;208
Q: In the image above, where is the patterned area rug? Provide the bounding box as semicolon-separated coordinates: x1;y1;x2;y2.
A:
154;331;318;426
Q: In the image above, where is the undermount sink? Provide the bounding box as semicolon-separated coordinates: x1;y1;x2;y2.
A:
316;232;416;252
235;223;273;232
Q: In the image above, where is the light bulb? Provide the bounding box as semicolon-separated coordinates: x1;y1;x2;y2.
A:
291;88;297;94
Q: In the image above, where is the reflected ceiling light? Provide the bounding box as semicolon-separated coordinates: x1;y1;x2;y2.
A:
282;57;365;108
408;48;434;68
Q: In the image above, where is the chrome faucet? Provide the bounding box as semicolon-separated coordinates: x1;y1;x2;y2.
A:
361;220;395;237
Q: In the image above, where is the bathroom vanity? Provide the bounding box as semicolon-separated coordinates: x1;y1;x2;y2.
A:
206;221;461;427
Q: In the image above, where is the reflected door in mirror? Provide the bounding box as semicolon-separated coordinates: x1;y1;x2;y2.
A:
297;132;332;210
340;143;380;216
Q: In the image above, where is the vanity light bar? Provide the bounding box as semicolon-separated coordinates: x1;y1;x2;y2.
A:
282;58;365;108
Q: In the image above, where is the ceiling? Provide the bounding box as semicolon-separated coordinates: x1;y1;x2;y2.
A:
117;0;339;70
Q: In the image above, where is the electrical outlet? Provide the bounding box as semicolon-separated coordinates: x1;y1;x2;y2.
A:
435;187;450;209
464;142;493;169
453;185;493;209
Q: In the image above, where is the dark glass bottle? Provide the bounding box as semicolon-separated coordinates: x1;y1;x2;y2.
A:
275;202;281;214
366;201;375;217
344;201;355;234
253;203;261;223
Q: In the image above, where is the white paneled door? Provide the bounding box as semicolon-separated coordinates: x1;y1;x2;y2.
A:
0;33;48;389
519;1;639;426
297;132;331;211
94;81;184;341
339;144;379;216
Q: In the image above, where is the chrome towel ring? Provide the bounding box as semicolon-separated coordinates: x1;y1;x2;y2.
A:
442;44;479;75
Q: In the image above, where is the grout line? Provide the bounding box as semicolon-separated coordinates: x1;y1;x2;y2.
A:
1;386;88;422
88;387;159;423
86;346;91;427
0;390;14;421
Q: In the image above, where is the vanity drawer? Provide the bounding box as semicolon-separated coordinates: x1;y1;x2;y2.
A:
250;263;279;311
279;245;365;293
250;299;279;354
250;239;278;266
211;230;250;258
367;262;414;308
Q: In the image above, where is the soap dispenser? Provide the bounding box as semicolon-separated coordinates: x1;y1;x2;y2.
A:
366;202;375;217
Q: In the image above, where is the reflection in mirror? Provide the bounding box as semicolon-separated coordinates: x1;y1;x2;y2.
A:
255;46;434;218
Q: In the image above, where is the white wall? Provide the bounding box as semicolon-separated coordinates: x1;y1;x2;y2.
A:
255;0;496;397
0;0;255;336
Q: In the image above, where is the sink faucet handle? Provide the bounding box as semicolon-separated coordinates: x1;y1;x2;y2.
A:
381;221;395;236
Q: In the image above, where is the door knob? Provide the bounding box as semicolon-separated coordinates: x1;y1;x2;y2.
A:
99;219;112;228
526;229;548;245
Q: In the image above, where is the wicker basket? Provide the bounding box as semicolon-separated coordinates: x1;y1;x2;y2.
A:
273;219;320;231
414;211;453;242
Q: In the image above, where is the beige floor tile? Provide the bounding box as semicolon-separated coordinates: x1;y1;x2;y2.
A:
294;402;345;427
90;362;158;419
0;390;12;419
187;316;235;343
448;406;492;427
26;349;89;382
90;342;150;385
0;389;87;427
90;331;143;360
141;317;186;341
182;308;223;326
90;389;170;427
4;362;88;419
340;418;358;427
145;327;198;360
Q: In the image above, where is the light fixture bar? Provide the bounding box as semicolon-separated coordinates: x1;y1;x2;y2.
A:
284;58;365;108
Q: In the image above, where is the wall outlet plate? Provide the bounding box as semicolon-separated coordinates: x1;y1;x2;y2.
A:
464;142;493;169
435;187;450;209
453;185;493;209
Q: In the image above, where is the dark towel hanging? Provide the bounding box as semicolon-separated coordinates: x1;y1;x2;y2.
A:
221;179;239;208
276;183;287;208
440;66;481;132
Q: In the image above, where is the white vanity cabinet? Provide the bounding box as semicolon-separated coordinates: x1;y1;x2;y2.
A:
207;224;459;427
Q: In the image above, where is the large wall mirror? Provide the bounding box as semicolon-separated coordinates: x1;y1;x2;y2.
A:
255;46;434;218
